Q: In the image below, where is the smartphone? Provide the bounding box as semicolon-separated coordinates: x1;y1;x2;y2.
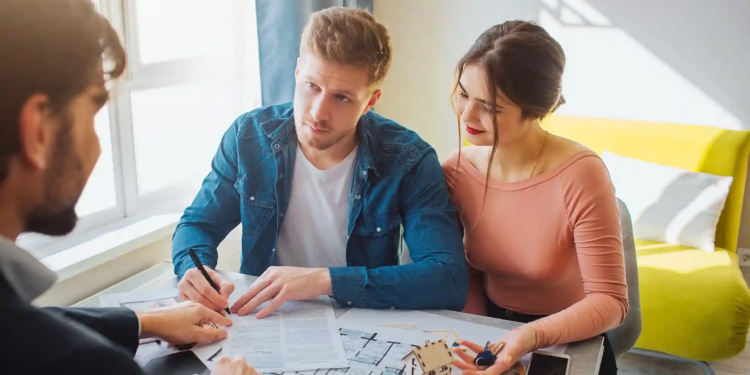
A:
526;352;571;375
142;351;210;375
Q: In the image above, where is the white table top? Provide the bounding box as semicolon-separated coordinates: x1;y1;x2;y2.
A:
74;261;604;375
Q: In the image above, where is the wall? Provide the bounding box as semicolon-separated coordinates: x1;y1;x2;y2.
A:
373;0;750;247
35;227;244;307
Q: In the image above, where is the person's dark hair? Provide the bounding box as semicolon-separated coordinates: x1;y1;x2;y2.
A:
0;0;126;182
450;20;566;203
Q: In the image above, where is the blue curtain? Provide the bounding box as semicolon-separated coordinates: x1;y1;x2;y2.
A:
255;0;374;106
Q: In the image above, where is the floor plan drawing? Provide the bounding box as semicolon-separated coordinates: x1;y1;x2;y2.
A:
267;327;445;375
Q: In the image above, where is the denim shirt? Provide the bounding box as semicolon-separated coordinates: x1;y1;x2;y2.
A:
172;103;468;310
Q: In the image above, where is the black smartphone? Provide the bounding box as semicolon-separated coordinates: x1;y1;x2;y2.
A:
526;352;571;375
143;351;210;375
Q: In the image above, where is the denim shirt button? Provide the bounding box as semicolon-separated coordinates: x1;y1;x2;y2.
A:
376;227;381;232
347;301;352;306
274;144;280;149
279;174;284;179
250;196;255;201
362;171;367;176
355;195;361;200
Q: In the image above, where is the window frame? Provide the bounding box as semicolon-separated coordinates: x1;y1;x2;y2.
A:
18;0;261;257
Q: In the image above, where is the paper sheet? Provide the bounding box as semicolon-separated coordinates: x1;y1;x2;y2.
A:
337;309;567;374
269;321;453;375
222;298;349;373
99;288;182;310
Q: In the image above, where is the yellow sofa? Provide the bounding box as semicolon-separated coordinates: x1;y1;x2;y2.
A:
541;115;750;361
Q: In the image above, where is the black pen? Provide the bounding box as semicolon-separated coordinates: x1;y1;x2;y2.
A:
188;248;231;315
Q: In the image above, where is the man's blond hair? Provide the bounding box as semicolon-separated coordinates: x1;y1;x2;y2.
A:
300;7;392;86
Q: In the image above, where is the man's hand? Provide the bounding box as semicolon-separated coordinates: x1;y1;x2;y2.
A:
137;301;233;345
178;267;235;311
213;355;259;375
231;266;332;318
451;325;537;375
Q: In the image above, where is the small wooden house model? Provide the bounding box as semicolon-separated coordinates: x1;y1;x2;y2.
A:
402;340;453;375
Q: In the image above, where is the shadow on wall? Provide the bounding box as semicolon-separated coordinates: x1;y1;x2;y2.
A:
538;0;749;130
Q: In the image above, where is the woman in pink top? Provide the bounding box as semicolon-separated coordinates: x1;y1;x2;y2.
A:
445;21;628;375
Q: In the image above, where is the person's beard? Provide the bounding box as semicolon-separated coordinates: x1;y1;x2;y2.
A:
296;119;354;151
25;115;84;236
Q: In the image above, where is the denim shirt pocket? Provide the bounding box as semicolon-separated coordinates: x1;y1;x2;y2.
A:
234;175;276;237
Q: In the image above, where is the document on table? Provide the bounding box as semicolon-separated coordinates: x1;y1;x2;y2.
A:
222;298;349;373
99;288;182;310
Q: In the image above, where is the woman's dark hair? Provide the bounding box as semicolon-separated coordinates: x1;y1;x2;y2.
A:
451;20;566;200
0;0;126;182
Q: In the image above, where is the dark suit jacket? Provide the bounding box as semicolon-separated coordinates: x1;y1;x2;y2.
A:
0;274;146;374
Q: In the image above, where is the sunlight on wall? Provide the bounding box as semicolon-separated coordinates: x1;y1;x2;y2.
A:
540;0;743;130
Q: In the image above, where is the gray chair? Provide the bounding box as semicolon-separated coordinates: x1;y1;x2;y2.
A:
616;198;716;374
606;198;642;358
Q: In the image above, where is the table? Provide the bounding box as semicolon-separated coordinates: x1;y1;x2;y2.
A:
75;261;604;375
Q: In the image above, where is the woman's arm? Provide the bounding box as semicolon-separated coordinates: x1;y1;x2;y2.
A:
463;262;488;315
528;155;628;349
441;150;488;315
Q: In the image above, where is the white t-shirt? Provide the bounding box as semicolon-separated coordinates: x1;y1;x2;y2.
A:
274;144;358;268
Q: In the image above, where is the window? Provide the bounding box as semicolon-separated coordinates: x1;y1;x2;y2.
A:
21;0;262;257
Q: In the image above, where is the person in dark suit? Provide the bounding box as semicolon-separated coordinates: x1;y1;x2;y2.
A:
0;1;256;374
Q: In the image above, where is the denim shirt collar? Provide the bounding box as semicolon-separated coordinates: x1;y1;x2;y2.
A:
262;112;380;178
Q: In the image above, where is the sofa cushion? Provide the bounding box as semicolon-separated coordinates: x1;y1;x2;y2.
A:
634;239;750;360
603;151;732;252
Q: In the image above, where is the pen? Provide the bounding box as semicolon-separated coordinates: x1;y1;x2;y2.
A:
139;337;160;345
188;248;231;315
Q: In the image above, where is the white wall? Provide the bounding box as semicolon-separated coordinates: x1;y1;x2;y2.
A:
374;1;540;160
374;0;750;247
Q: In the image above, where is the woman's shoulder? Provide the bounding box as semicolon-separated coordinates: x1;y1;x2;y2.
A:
540;135;610;186
545;135;593;167
549;147;614;201
441;146;487;170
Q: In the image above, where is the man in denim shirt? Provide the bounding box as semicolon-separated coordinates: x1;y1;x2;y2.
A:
173;7;467;318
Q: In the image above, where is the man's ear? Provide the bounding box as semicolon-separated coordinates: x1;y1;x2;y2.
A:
17;94;54;171
363;89;382;114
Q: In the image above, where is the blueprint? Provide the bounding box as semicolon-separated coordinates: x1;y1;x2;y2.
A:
336;309;563;375
266;323;452;375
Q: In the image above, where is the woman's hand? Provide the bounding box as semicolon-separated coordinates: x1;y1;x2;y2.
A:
452;325;538;375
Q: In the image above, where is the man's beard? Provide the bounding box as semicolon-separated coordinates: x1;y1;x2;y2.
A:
301;131;349;151
25;207;78;237
296;121;353;151
25;116;84;236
